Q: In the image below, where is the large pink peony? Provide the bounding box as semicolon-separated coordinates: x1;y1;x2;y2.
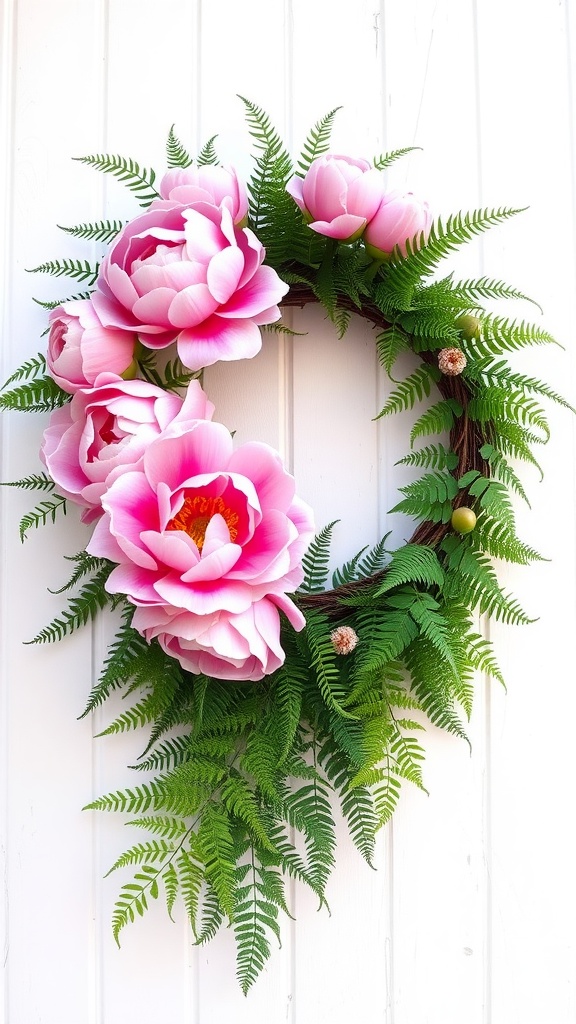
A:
47;298;137;393
287;155;384;242
363;191;432;257
86;422;314;680
91;202;288;372
40;377;214;523
158;165;248;224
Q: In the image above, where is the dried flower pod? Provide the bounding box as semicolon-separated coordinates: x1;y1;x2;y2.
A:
330;625;359;655
438;347;467;376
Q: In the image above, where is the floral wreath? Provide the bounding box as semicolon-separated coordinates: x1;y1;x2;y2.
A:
1;99;567;992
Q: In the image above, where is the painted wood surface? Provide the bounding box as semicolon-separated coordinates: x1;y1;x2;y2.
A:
1;1;576;1021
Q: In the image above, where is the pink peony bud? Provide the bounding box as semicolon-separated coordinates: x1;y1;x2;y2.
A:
157;165;249;225
364;191;432;258
287;155;385;243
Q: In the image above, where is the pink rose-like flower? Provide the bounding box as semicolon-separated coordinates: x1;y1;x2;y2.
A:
92;203;288;372
40;377;214;523
287;155;385;242
47;298;137;393
363;191;432;258
86;422;315;681
158;165;248;225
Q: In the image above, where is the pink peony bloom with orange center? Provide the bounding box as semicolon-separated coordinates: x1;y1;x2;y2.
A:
86;421;314;680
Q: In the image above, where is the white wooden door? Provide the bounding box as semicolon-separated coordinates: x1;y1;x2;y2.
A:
2;2;576;1022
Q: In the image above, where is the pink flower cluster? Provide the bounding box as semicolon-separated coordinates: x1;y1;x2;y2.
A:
47;164;288;393
287;154;431;255
40;162;316;681
41;374;314;680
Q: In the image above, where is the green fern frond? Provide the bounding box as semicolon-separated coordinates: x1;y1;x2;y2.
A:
376;544;444;594
376;363;439;418
389;470;459;524
26;259;99;285
464;314;558;358
450;274;542;310
19;494;67;541
132;735;192;773
196;135;220;166
410;397;462;446
32;291;91;310
58;219;125;243
196;803;237;918
1;472;55;493
296;107;342;174
356;535;392;579
466;357;574;411
106;839;177;874
479;443;530;505
380;206;524;308
111;864;161;945
28;562;113;643
166;125;194;168
50;551;109;594
468;388;550;442
2;353;46;389
373;146;421;170
375;325;410;379
74;153;159;207
298;521;337;594
0;375;69;413
80;604;143;716
126;815;190;839
396;443;458;472
474;511;544;565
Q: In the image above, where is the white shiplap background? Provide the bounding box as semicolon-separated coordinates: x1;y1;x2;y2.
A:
2;1;576;1022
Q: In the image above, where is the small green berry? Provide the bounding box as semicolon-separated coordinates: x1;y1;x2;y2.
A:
456;314;481;340
451;506;477;534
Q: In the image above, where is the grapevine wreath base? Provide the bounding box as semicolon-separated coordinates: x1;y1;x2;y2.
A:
1;99;569;991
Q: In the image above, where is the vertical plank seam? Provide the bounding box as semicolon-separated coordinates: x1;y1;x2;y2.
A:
0;0;16;1017
470;2;492;1021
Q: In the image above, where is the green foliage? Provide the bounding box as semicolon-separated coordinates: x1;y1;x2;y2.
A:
197;135;220;167
26;258;99;285
74;153;160;206
19;494;68;541
2;353;46;389
296;107;342;174
0;375;69;413
58;219;125;243
166;125;194;168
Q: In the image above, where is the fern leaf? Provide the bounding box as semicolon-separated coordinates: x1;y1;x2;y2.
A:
1;472;55;493
29;562;112;643
376;544;444;594
298;521;337;593
396;443;458;472
2;353;46;389
196;135;220;166
373;146;421;170
19;494;67;541
74;153;159;207
376;363;439;418
166;125;194;168
26;259;99;285
296;107;342;174
0;375;69;413
410;397;462;446
58;219;125;243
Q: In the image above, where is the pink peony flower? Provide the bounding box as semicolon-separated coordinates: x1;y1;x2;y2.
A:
46;298;137;393
91;203;288;372
286;155;385;242
40;377;214;523
363;191;432;258
157;165;248;225
86;422;315;680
